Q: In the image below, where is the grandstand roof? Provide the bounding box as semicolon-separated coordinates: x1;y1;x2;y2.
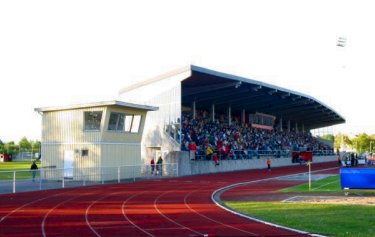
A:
182;66;345;130
35;100;158;113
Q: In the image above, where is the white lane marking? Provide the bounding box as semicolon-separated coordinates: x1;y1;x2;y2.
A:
85;194;112;237
2;189;86;237
311;180;339;191
42;193;91;237
144;227;187;231
0;190;72;224
88;185;166;237
0;197;48;223
211;167;335;237
281;196;304;203
85;190;130;237
153;191;203;236
121;191;155;237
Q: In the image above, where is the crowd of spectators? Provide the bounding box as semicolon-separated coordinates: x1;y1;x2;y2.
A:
181;110;334;160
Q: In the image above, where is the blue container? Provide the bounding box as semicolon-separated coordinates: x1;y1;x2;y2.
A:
340;168;375;189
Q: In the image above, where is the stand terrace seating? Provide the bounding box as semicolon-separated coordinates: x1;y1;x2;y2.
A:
181;111;334;160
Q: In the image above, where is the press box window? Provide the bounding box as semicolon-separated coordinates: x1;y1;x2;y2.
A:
108;112;141;133
131;115;141;133
81;149;89;157
108;112;125;131
124;115;133;132
84;111;102;131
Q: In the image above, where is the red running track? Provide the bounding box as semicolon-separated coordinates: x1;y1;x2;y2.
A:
0;162;339;237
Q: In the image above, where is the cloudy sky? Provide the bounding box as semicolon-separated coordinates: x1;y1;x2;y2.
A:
1;0;374;142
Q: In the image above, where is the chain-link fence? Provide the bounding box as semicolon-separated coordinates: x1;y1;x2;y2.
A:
0;163;178;194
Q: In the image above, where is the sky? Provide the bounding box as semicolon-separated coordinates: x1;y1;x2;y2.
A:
1;0;374;142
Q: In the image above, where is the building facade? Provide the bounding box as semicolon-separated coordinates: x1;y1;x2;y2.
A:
35;101;157;181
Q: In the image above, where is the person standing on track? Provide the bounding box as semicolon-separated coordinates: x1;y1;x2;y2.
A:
30;161;38;182
189;141;197;160
150;158;155;175
213;152;219;166
337;154;342;166
157;156;163;176
266;158;272;172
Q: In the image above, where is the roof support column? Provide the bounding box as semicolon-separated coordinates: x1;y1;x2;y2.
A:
192;101;196;119
302;124;305;133
241;109;246;126
211;104;215;122
287;120;291;132
295;122;299;133
228;106;232;126
279;117;283;132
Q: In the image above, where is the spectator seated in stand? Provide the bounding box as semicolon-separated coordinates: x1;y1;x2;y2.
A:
181;110;334;160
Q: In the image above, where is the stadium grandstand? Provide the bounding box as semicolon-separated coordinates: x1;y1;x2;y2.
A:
119;65;345;174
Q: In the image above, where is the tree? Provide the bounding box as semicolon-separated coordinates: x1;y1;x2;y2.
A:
30;140;41;153
4;141;18;155
19;137;32;151
343;135;352;147
0;140;4;153
0;137;41;156
321;134;335;143
322;134;334;141
351;133;373;153
334;133;352;150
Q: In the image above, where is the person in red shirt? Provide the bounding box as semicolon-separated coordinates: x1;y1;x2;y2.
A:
213;152;220;166
189;142;197;160
267;158;272;171
150;158;155;175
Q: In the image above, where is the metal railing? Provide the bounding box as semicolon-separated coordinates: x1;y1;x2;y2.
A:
192;149;291;160
0;163;178;194
192;149;334;160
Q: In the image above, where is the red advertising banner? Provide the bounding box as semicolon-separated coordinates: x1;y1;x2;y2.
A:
291;151;312;163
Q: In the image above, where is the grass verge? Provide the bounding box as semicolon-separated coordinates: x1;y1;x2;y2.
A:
0;161;41;180
225;201;375;237
280;175;375;195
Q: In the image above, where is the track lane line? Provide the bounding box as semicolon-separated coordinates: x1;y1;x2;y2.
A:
211;167;337;237
153;190;204;237
121;190;154;237
87;183;167;237
0;189;77;224
85;188;141;237
42;192;97;237
183;187;258;236
85;192;115;237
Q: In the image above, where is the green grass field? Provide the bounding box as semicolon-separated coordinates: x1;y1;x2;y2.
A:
280;175;342;193
224;175;375;237
0;161;41;180
280;175;375;195
225;201;375;237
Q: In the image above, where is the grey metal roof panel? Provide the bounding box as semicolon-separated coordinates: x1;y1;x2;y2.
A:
118;66;191;95
35;100;158;113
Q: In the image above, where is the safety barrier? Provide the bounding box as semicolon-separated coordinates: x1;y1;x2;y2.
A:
0;163;178;194
192;149;333;161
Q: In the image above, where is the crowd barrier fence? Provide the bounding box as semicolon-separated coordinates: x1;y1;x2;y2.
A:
0;163;178;194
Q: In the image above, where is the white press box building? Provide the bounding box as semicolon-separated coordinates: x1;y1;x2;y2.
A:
35;101;157;180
